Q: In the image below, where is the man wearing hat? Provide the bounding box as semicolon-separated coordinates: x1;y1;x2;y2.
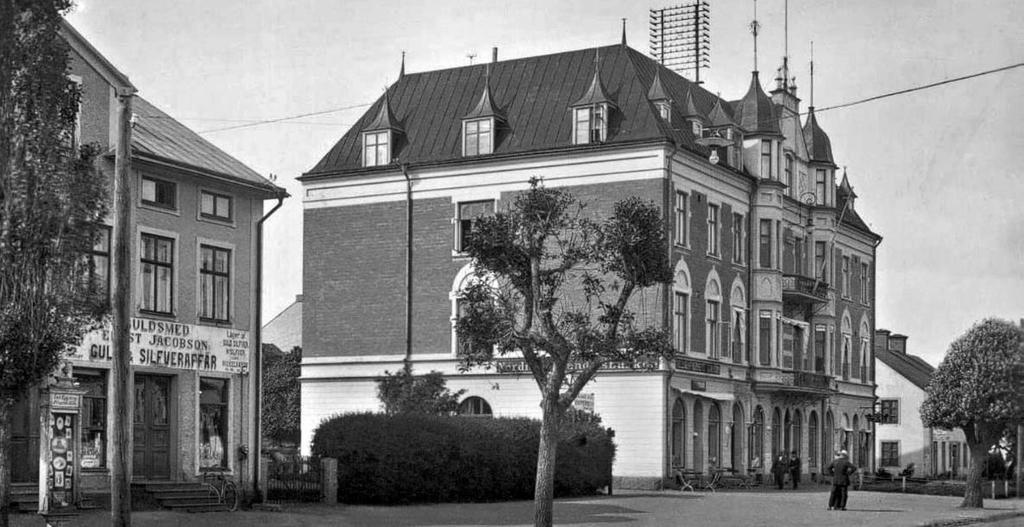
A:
825;450;857;510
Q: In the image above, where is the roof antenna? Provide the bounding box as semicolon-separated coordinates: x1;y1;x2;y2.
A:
621;18;627;46
749;0;761;72
783;0;788;90
466;52;477;65
809;41;815;108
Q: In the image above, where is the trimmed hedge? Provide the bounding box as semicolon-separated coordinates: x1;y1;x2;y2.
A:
310;412;615;504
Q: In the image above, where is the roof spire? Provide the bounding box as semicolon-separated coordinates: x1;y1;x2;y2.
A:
809;41;815;108
365;84;402;132
572;47;615;107
621;18;627;46
750;0;761;72
399;51;405;78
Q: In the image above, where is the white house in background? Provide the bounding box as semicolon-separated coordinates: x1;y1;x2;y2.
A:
263;294;303;353
873;330;967;477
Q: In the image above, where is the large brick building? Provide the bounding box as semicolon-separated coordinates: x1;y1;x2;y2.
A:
10;22;286;510
300;41;881;488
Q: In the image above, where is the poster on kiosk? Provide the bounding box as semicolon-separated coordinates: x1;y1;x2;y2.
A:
39;364;84;516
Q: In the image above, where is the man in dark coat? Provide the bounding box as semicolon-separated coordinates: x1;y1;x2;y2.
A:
771;452;788;489
788;450;801;490
826;450;858;510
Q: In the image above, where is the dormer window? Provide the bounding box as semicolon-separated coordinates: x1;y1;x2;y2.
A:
691;121;702;137
656;101;671;121
463;118;493;156
574;104;607;145
362;131;390;167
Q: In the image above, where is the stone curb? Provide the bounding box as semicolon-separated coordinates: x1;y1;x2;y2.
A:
918;510;1024;527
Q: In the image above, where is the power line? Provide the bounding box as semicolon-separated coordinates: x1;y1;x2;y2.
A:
140;114;353;127
197;102;372;134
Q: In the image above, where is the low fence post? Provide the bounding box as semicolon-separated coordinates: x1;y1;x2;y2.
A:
321;458;338;505
901;476;906;492
991;480;995;500
259;456;270;503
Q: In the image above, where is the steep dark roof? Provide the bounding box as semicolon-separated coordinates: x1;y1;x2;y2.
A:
647;70;670;101
707;98;734;128
463;81;505;121
132;97;284;195
803;107;836;166
305;45;737;177
680;89;704;121
573;63;616;107
733;71;781;135
364;90;403;132
876;347;935;390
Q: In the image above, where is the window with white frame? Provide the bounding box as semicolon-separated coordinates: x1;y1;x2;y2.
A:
674;291;689;354
675;191;688;246
707;204;719;256
758;311;772;366
362;130;390;167
199;245;230;322
732;308;745;363
881;441;899;467
860;337;869;381
759;219;772;269
463;118;493;156
455;200;495;253
815;168;827;205
200;190;233;221
880;399;899;424
707;300;720;358
784;154;793;190
691;120;702;137
573;104;607;144
732;213;744;264
141;233;173;314
142;176;177;210
656;101;671;121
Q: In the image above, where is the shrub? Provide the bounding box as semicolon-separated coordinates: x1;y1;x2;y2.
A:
311;412;615;504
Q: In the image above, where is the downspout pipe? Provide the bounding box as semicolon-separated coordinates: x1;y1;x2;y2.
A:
254;192;285;500
400;164;413;372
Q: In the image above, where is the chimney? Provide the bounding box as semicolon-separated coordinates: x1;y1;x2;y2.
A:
492;47;498;63
874;329;890;355
295;294;303;303
889;334;908;354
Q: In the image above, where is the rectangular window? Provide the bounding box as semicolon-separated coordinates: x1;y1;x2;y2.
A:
200;245;231;322
200;191;233;221
860;338;869;381
784;155;793;190
814;325;826;373
759;219;772;269
574;107;591;144
732;309;744;363
573;105;606;144
759;311;772;365
199;377;229;470
815;169;827;205
706;300;719;358
841;256;851;298
861;262;869;303
675;191;688;246
782;324;794;369
141;233;174;314
463;118;493;156
881;442;900;467
732;213;744;264
794;236;805;276
880;400;899;424
362;130;390;167
75;369;107;470
674;292;689;354
455;200;495;253
87;225;111;302
707;204;719;256
814;241;828;282
760;139;772;179
141;176;176;210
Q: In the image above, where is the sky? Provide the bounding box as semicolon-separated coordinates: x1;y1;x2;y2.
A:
65;0;1024;367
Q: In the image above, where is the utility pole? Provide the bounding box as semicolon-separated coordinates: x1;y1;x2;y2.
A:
110;87;135;527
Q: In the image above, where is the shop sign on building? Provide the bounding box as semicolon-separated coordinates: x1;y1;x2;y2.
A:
573;393;595;413
67;317;250;374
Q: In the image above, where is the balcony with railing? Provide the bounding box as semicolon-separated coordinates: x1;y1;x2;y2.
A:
751;367;833;395
782;274;829;304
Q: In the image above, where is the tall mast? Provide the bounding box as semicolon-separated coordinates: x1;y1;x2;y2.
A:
750;0;761;72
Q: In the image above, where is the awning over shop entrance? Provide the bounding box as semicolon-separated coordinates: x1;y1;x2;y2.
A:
678;390;735;402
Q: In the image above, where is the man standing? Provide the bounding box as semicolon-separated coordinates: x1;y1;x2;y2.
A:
771;452;788;489
788;450;801;490
826;450;857;510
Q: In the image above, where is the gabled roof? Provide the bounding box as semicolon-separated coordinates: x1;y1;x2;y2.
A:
838;171;858;199
132;97;284;195
305;44;739;177
60;21;134;91
733;71;781;135
803;107;837;166
876;346;935;391
707;97;734;128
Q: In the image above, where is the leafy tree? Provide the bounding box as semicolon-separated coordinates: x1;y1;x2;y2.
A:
921;318;1024;508
262;346;302;446
456;179;673;527
376;368;465;415
0;1;110;524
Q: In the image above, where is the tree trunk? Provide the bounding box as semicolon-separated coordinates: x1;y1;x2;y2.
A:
962;440;988;508
0;398;13;527
534;397;561;527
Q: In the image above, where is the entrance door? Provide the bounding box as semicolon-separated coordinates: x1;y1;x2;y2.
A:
133;375;172;480
10;390;40;483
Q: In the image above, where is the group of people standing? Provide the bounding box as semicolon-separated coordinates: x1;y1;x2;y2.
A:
770;449;858;510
